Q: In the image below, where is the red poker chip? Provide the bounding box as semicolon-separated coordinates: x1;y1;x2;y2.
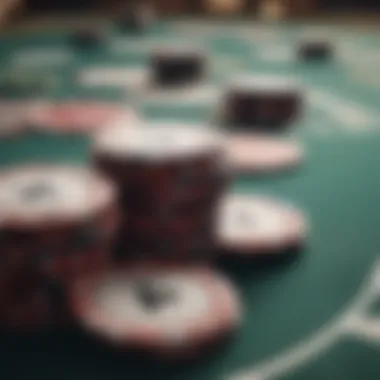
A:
216;193;308;255
43;249;111;283
0;289;55;330
224;133;304;175
30;101;136;134
70;263;241;358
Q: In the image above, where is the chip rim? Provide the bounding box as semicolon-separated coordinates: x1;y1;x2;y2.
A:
93;122;225;162
225;133;305;174
0;164;117;229
30;101;135;134
216;193;308;254
227;74;301;94
70;262;241;351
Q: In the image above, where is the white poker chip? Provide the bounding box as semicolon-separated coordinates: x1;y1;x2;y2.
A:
0;166;115;228
228;74;300;94
216;194;308;254
93;122;224;162
224;133;304;174
70;263;241;356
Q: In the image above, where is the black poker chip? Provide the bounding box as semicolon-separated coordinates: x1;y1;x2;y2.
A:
150;47;207;88
297;39;334;62
220;75;303;130
71;28;106;50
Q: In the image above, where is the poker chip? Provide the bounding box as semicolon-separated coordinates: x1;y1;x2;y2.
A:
150;46;207;88
71;29;106;49
0;275;73;330
216;194;308;255
70;263;241;357
224;133;304;175
297;39;334;62
94;122;226;261
0;165;115;228
0;165;118;283
30;102;136;134
94;122;223;162
221;75;303;129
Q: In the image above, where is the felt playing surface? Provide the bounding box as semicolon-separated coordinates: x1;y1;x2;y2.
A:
1;17;380;380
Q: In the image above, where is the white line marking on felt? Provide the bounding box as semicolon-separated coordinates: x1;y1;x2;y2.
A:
78;67;148;88
307;87;377;132
12;48;73;67
228;258;380;380
308;114;335;136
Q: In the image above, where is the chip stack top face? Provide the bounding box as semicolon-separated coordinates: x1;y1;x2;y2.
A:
150;45;208;89
91;272;209;331
216;194;308;253
93;122;225;163
152;45;206;60
0;166;116;229
70;264;241;350
227;75;300;95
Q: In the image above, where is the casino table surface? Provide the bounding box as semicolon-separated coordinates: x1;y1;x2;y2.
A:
1;17;380;380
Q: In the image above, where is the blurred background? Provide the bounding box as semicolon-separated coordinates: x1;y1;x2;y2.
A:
2;0;380;27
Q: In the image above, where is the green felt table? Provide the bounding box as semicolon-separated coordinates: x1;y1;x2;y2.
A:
1;18;380;380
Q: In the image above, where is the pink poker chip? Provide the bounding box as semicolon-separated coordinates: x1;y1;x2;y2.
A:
30;101;137;134
224;133;304;174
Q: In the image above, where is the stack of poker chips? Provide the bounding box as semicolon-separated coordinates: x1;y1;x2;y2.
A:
297;38;334;62
0;166;118;329
150;47;207;89
93;122;227;262
86;121;243;359
220;75;303;131
70;263;241;359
